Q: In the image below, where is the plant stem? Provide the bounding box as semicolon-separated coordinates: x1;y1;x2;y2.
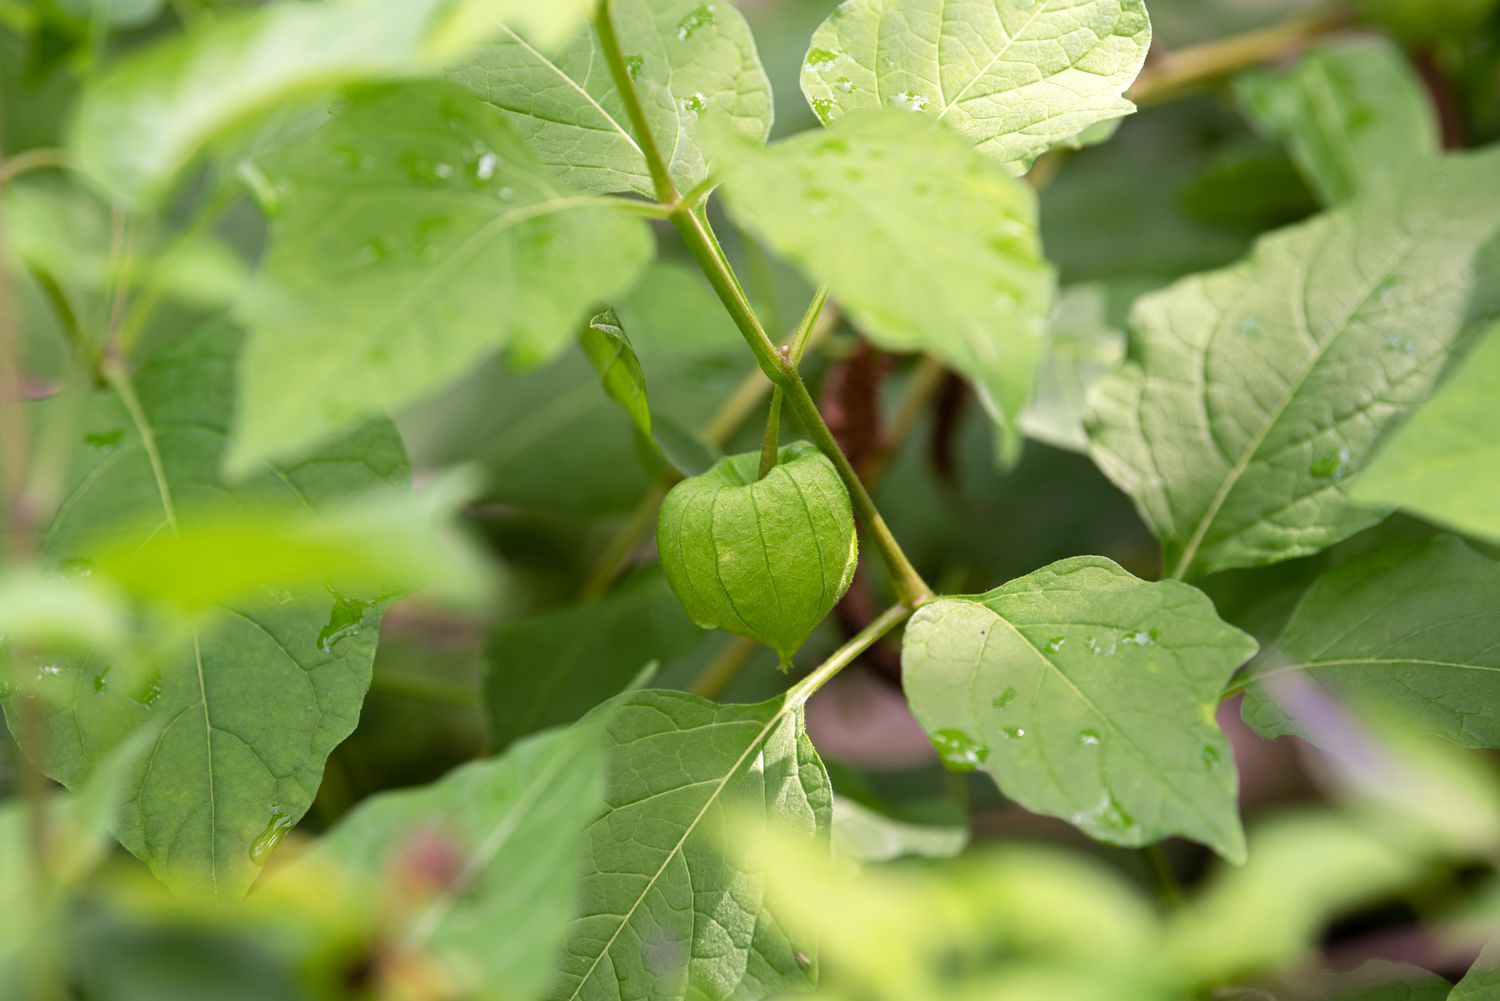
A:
594;1;933;608
757;388;784;479
1140;843;1185;909
785;604;913;710
1131;8;1356;105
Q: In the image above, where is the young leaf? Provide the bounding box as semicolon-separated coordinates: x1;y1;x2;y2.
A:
579;307;708;476
1242;536;1500;750
901;556;1257;861
800;0;1151;171
1088;148;1500;579
3;325;409;900
284;720;607;1001
552;689;830;1001
449;0;773;197
716;109;1054;460
229;82;653;473
484;572;703;749
1352;322;1500;544
1237;38;1441;205
657;442;858;664
68;0;599;204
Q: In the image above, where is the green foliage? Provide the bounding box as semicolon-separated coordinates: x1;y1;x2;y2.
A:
8;0;1500;996
657;442;857;663
230;82;654;471
800;0;1152;170
6;326;409;899
1242;536;1500;749
553;689;830;1001
1238;38;1441;205
450;0;773;197
284;719;608;1000
903;557;1255;859
716;109;1054;459
1353;322;1500;544
1089;148;1500;579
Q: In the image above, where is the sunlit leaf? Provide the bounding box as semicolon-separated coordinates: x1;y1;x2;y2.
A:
230;82;653;473
801;0;1151;171
902;556;1256;860
1088;149;1500;579
451;0;773;197
716;109;1054;460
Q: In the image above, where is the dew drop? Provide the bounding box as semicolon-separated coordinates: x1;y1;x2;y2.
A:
1078;728;1102;747
675;4;715;41
1046;636;1066;654
810;97;836;124
931;729;989;772
472;150;498;181
249;810;293;866
1120;629;1156;647
992;686;1018;709
1383;334;1416;355
1202;744;1221;769
1236;315;1264;338
1001;725;1026;741
84;429;123;449
1376;276;1405;304
318;592;374;654
92;666;110;693
834;76;856;94
130;672;163;708
888;90;929;112
1309;444;1352;480
681;92;708;115
804;47;840;68
625;54;645;79
358;236;393;265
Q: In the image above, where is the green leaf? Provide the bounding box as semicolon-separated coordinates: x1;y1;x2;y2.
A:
4;325;409;899
1305;962;1452;1001
229;82;653;473
1021;280;1144;453
716;109;1055;460
579;306;708;476
67;0;602;204
1237;38;1440;205
581;309;652;441
1088;149;1500;579
831;798;969;863
450;0;774;197
901;556;1256;860
286;720;607;1001
800;0;1151;171
1453;941;1500;1000
1161;813;1424;984
657;442;857;663
90;476;491;613
1242;536;1500;750
551;689;830;1001
484;571;704;749
1352;322;1500;544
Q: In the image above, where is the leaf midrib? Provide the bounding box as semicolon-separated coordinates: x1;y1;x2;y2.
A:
560;707;787;1001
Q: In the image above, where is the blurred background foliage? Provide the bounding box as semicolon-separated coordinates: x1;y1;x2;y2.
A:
3;0;1500;998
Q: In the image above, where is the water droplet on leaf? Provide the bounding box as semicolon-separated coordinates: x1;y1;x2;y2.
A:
675;4;716;40
249;810;293;865
931;729;989;772
1310;445;1352;480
